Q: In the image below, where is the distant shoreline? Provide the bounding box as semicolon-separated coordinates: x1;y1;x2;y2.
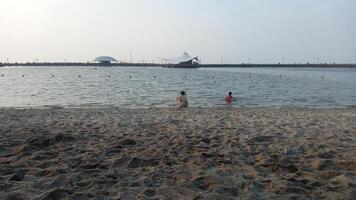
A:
1;62;356;68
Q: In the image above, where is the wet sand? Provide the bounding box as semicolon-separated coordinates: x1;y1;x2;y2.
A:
0;107;355;199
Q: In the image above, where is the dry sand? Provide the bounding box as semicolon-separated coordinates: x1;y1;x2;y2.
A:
0;107;355;200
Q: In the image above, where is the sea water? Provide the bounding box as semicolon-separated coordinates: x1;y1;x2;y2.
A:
0;66;355;108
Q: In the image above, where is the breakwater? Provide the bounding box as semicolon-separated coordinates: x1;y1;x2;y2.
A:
200;63;356;68
1;62;356;68
0;62;160;67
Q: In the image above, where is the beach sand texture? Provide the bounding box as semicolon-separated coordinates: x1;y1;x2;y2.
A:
0;107;355;199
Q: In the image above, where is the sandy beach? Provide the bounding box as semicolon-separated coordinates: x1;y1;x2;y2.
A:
0;107;355;199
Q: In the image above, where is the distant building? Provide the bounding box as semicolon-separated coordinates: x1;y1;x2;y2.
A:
94;56;119;64
162;52;200;65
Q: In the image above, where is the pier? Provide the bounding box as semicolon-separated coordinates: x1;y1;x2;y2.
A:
0;62;356;68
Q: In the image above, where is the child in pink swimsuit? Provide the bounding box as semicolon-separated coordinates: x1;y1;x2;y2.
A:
225;92;233;105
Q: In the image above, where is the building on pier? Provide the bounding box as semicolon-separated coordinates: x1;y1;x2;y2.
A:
94;56;119;64
162;52;200;65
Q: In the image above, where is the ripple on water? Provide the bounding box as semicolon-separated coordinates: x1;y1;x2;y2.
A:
0;67;355;108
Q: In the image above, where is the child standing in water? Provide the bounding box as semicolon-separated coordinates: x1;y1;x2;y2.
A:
176;91;188;108
225;92;233;105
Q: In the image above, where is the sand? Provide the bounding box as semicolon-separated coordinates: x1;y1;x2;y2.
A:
0;107;355;199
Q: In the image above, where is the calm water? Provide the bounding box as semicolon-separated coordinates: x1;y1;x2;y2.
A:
0;66;355;108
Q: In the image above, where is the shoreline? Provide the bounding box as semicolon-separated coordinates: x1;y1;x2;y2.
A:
1;63;356;68
1;107;355;199
1;104;355;110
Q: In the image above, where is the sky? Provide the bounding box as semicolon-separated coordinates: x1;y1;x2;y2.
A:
0;0;355;64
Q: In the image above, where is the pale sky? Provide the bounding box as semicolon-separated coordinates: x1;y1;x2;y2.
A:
0;0;355;64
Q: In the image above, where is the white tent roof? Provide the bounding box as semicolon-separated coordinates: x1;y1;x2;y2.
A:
162;52;198;64
94;56;118;62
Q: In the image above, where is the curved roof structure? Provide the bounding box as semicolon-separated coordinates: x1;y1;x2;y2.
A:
162;52;199;64
94;56;118;63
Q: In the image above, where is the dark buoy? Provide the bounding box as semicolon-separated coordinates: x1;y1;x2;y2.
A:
108;75;111;78
249;76;252;78
22;75;25;77
279;75;282;78
212;76;215;78
129;75;132;78
51;75;55;77
1;74;4;77
321;75;324;79
78;75;81;78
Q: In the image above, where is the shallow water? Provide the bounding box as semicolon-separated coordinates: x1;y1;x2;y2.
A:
0;66;355;108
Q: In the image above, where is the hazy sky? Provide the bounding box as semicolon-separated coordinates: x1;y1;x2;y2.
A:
1;0;355;64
